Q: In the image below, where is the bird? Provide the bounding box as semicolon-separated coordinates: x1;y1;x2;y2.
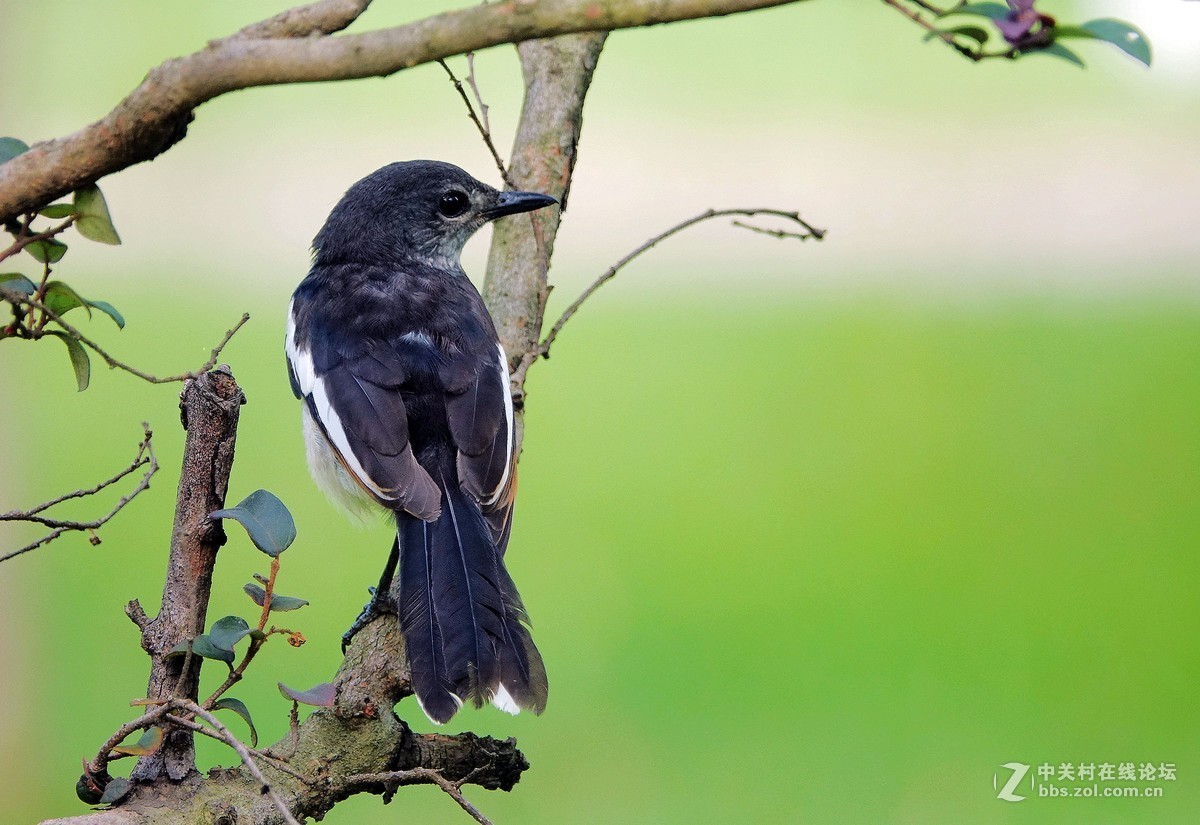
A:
285;160;555;724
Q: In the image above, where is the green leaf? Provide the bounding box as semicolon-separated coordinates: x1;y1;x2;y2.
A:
44;330;90;391
43;281;93;319
25;237;68;264
1033;41;1086;68
98;777;133;806
73;184;121;245
923;25;990;47
209;615;252;652
0;273;37;297
1055;19;1151;67
243;583;309;612
39;203;75;219
267;594;309;612
211;489;296;556
112;726;165;757
212;697;258;747
939;2;1008;21
278;681;336;707
88;299;125;329
0;137;29;165
168;634;235;666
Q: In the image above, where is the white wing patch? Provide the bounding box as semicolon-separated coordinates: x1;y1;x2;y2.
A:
285;302;315;396
483;344;515;506
289;301;394;519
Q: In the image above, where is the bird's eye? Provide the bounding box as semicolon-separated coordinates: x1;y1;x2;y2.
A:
438;190;470;218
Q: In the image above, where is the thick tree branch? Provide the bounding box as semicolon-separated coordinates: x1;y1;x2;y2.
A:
0;0;806;222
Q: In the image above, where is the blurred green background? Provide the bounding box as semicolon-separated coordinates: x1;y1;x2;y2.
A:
2;1;1198;823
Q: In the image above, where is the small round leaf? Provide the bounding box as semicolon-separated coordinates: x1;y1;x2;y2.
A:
0;274;37;297
0;137;29;165
73;185;121;245
88;299;125;328
43;281;92;319
98;777;133;806
25;237;68;264
112;726;165;757
45;330;90;391
212;697;259;747
278;681;336;707
211;489;297;556
209;615;252;652
39;203;75;219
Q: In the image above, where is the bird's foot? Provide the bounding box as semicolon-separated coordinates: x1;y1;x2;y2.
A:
341;586;393;654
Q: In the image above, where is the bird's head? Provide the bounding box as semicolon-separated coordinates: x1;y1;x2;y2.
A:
313;160;557;269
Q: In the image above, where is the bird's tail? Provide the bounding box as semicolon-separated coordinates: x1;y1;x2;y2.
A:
392;479;547;724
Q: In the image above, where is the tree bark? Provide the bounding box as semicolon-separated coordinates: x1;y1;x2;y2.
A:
483;33;608;449
127;368;245;782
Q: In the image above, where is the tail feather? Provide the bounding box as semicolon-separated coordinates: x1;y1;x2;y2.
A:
393;479;547;724
394;518;459;724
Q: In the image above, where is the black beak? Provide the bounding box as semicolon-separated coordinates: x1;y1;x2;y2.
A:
483;190;558;220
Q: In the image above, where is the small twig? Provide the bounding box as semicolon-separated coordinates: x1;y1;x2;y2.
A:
163;713;313;785
0;286;249;383
0;215;75;263
880;0;987;60
465;53;491;135
172;699;301;825
87;702;175;777
538;208;824;360
0;423;157;563
437;59;512;187
909;0;952;14
343;768;494;825
731;220;822;241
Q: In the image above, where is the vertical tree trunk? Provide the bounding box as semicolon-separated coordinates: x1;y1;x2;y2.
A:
484;35;607;366
128;368;245;781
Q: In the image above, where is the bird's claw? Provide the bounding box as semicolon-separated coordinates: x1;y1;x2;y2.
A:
341;586;390;654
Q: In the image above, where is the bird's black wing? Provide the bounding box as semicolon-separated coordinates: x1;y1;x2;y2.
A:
287;306;441;520
439;344;517;550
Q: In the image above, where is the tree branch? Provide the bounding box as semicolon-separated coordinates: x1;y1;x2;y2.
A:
0;0;807;222
482;32;608;433
538;208;824;360
0;423;157;563
128;368;246;782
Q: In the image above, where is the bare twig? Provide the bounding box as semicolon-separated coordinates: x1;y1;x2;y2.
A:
0;287;249;384
538;208;824;359
731;219;823;241
438;59;512;187
341;768;494;825
465;53;491;135
0;423;157;563
171;699;301;825
162;714;313;785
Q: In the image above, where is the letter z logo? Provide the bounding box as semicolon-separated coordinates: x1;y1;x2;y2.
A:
994;762;1031;802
